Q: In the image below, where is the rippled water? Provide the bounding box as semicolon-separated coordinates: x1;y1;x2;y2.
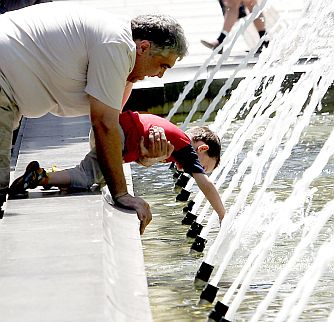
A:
131;113;334;322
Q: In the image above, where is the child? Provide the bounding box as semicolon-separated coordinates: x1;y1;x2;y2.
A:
9;111;226;221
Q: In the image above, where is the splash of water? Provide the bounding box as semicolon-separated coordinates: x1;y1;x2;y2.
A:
249;199;334;322
186;0;334;320
275;235;334;322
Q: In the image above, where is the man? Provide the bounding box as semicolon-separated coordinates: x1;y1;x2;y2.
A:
0;2;188;233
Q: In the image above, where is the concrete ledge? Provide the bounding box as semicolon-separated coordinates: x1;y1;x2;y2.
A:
102;188;153;322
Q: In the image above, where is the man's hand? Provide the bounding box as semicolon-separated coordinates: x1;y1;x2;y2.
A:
113;193;152;235
138;126;174;166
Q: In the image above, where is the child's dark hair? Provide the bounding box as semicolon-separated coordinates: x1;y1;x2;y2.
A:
186;126;221;169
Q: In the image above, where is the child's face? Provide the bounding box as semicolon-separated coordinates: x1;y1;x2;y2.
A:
197;151;216;174
192;141;217;174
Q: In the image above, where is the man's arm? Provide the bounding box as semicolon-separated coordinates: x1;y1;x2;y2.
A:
89;95;151;234
90;96;127;196
193;173;225;221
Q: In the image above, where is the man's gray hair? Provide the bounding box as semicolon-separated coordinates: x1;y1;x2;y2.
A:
131;14;188;60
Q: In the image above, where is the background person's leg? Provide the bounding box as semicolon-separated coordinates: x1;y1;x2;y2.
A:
222;0;243;32
201;0;242;50
243;0;266;32
218;0;246;18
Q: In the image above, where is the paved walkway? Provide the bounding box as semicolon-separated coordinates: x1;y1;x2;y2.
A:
1;115;107;321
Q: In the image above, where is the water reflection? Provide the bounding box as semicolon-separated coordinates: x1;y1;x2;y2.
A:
131;114;334;322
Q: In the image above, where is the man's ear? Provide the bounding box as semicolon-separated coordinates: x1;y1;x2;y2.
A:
136;40;151;55
197;144;209;152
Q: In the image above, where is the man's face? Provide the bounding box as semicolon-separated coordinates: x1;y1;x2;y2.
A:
127;40;178;83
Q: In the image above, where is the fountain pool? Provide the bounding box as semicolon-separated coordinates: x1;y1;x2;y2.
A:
132;113;333;322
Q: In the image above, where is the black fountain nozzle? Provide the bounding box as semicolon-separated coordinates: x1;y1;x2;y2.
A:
173;170;182;180
219;318;232;322
183;200;195;213
181;211;197;225
174;172;191;189
195;262;214;284
176;188;191;202
207;301;229;322
186;222;203;238
191;235;207;253
169;162;177;173
199;283;219;304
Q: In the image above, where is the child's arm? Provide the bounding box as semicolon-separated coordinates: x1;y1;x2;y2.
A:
192;172;225;221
